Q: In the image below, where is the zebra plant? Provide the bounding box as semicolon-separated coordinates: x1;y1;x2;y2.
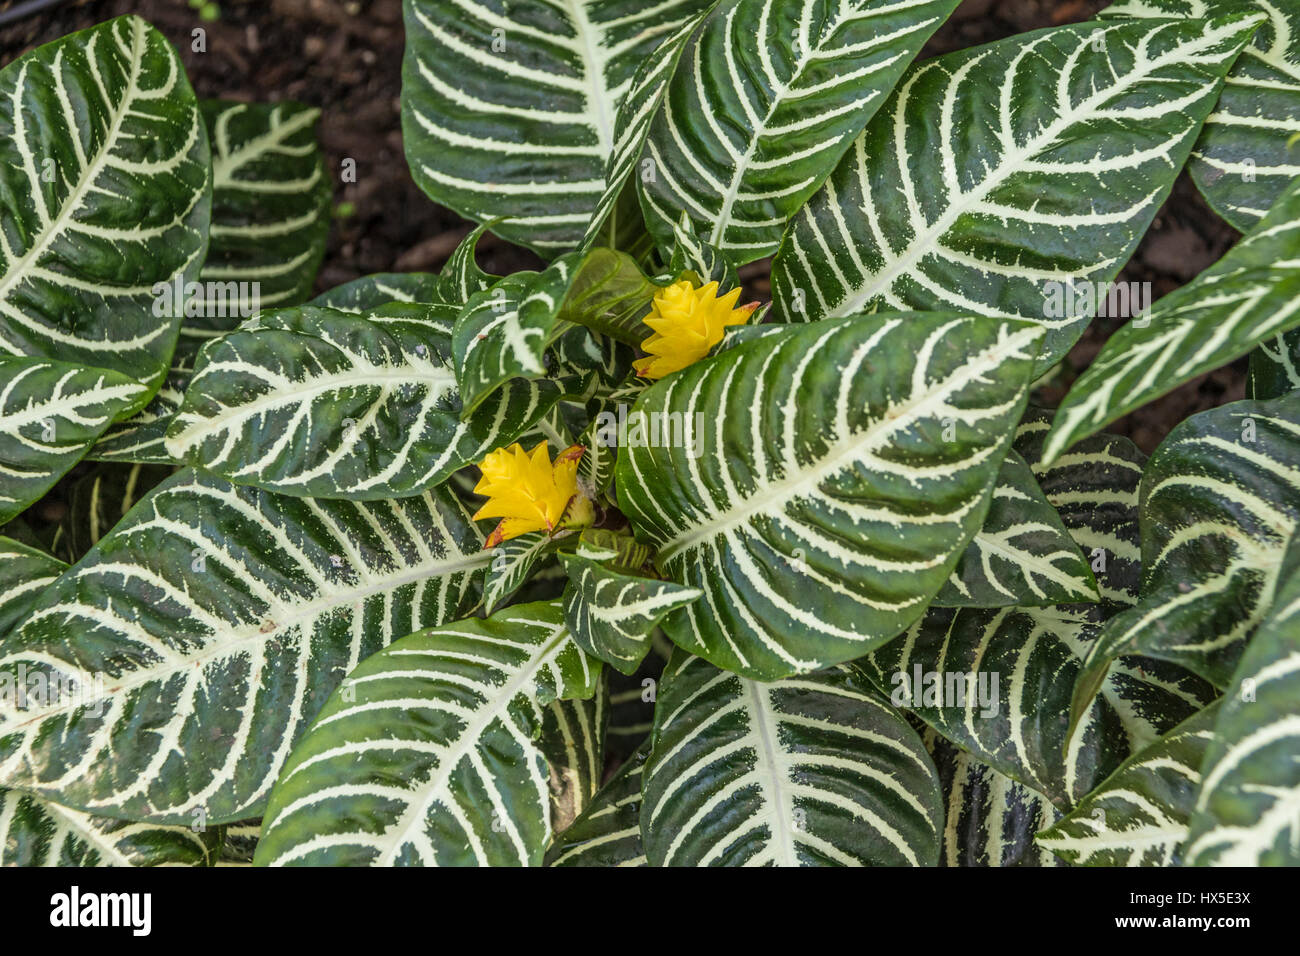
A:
1;0;1298;868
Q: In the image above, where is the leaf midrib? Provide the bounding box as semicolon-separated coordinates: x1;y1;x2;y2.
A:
169;363;457;450
372;621;571;866
563;0;614;160
655;322;1042;561
2;539;491;731
747;679;798;866
834;18;1246;317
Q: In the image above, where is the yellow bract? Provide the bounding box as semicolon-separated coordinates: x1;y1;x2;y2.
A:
634;280;758;380
472;441;593;546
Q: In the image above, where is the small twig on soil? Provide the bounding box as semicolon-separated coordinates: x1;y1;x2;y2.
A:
0;0;73;28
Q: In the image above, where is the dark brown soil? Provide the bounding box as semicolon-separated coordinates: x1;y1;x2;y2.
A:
1;0;1246;454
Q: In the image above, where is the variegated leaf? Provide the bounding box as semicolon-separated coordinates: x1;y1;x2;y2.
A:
0;470;488;823
561;552;701;674
618;313;1044;681
1036;704;1218;866
666;213;735;289
166;304;562;499
218;820;261;866
1248;326;1300;399
1014;407;1147;607
546;746;648;867
858;603;1216;808
0;536;65;637
401;0;712;254
541;678;607;833
254;601;600;866
638;0;961;264
1103;0;1300;230
0;357;148;523
88;362;191;465
0;15;210;387
577;415;619;497
558;248;660;346
580;9;714;250
310;272;442;313
1044;175;1300;461
454;250;653;413
453;262;574;415
1186;540;1300;865
770;13;1264;370
509;557;571;605
936;450;1098;607
307;227;491;316
179;100;330;358
1074;393;1300;713
434;221;499;305
0;787;221;867
642;650;942;866
927;731;1063;867
483;531;565;615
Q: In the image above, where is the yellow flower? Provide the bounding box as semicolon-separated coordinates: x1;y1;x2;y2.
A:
634;280;759;380
472;441;594;547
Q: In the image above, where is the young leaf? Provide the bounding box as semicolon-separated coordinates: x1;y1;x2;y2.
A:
1186;541;1300;865
935;450;1098;608
0;787;221;867
641;651;942;866
0;470;490;824
1036;704;1218;866
666;213;736;289
559;248;660;346
453;262;574;416
401;0;713;254
1044;176;1300;461
770;13;1265;370
482;531;563;615
638;0;962;264
254;601;601;866
1103;0;1300;230
560;552;701;674
167;304;563;499
434;221;499;305
617;312;1044;681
